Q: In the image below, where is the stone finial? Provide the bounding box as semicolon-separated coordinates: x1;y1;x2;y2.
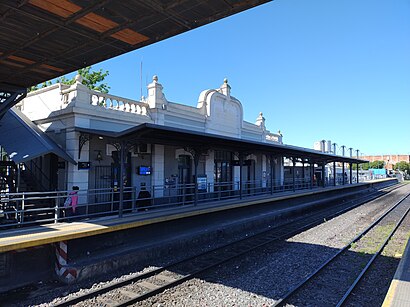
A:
147;74;167;110
74;74;83;84
219;77;231;97
255;112;265;129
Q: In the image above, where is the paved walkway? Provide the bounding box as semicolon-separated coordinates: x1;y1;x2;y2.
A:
383;237;410;307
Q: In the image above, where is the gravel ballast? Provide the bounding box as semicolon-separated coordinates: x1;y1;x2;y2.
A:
4;183;410;307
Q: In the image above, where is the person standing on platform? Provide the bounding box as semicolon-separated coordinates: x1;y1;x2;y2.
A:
64;186;79;220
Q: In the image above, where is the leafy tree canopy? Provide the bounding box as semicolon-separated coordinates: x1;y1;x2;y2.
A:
369;160;385;169
360;162;370;170
352;163;363;170
355;160;384;170
394;161;410;173
29;66;109;93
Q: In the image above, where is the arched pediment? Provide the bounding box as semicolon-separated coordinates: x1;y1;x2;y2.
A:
197;80;243;138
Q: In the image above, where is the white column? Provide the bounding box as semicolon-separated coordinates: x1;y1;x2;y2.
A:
205;151;215;192
277;157;284;185
66;130;89;191
66;130;89;204
262;154;267;188
233;163;240;191
152;144;164;197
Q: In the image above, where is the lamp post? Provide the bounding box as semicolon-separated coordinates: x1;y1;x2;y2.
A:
361;152;366;181
386;159;390;177
355;149;359;183
341;146;346;185
332;142;337;186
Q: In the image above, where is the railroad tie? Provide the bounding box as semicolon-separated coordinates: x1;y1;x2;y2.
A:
156;273;176;283
119;289;136;299
138;280;159;290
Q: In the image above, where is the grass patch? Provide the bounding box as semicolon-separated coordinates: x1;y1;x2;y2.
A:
352;224;395;254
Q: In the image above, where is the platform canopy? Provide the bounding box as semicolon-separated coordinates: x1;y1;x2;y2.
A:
0;108;76;164
0;0;272;89
76;123;368;165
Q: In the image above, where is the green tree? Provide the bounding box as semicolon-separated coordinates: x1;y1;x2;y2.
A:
394;161;410;173
352;163;366;170
29;66;110;93
369;160;385;169
29;80;52;92
360;162;370;170
349;160;387;171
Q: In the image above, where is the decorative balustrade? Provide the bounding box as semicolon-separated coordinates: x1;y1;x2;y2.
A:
266;133;280;143
61;86;150;117
90;92;149;116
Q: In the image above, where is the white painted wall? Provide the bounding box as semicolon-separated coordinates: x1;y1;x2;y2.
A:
18;75;283;192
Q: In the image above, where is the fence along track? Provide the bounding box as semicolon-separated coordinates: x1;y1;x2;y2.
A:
54;183;405;307
274;190;410;307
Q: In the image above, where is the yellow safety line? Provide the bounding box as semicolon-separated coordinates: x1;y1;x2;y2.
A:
382;236;410;306
382;279;399;307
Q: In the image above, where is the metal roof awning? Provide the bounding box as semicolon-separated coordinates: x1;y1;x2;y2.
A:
0;1;271;119
76;123;368;164
0;0;272;88
0;108;76;164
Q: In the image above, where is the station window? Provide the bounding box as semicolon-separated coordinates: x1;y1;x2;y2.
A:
214;151;233;184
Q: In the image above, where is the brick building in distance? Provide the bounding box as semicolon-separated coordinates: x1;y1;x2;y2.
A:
360;155;410;170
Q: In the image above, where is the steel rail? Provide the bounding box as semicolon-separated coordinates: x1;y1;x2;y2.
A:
110;191;391;307
53;184;404;307
336;193;410;306
274;190;410;307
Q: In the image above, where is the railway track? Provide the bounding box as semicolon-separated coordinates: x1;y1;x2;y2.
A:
274;189;410;307
52;183;405;307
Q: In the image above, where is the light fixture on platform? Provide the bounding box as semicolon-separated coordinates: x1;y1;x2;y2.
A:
95;150;103;162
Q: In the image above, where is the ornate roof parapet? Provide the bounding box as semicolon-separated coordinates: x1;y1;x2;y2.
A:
255;112;266;131
62;73;89;107
197;78;243;138
218;78;231;97
74;74;83;84
146;75;168;109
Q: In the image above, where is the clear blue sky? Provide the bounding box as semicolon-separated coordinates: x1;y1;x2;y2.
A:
80;0;409;156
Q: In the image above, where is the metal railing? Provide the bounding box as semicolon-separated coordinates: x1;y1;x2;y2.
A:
22;160;52;191
0;178;360;230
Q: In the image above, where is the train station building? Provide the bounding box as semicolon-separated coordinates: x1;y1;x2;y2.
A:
1;73;366;202
4;75;281;193
0;0;367;216
4;5;408;305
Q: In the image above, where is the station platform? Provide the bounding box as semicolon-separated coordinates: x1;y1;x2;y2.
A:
383;237;410;307
0;180;392;254
0;179;398;291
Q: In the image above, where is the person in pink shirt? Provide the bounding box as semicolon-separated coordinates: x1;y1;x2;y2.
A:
64;186;79;220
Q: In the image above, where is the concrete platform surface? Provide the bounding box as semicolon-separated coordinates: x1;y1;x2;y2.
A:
383;237;410;307
0;179;398;292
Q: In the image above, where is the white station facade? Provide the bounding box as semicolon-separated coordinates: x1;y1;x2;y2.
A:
15;76;285;196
